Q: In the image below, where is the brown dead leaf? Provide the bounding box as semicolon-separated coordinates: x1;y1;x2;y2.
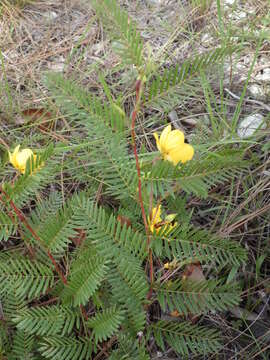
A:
70;228;86;247
117;215;132;229
170;310;181;318
181;263;206;323
21;108;53;130
182;263;206;282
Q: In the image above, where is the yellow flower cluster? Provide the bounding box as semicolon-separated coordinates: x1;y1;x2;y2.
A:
148;205;177;235
9;145;37;174
154;125;194;166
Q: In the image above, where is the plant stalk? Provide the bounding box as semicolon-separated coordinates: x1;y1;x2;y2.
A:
130;79;154;294
0;187;68;285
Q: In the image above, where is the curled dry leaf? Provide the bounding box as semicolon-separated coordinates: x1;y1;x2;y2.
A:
117;215;132;228
182;263;206;282
21;108;53;131
170;263;206;320
70;228;86;247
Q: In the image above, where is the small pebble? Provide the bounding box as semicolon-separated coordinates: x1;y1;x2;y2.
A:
201;33;213;44
43;11;58;21
237;113;266;139
256;68;270;83
168;110;184;130
48;62;65;72
181;117;197;127
223;0;236;5
249;84;265;100
168;110;178;123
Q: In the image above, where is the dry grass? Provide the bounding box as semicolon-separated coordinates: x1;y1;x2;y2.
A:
0;0;270;358
1;0;268;121
0;1;99;119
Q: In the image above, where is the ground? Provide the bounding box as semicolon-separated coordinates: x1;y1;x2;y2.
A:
0;0;270;359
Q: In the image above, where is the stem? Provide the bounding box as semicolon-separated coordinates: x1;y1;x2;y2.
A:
80;304;88;321
0;187;68;285
131;79;154;291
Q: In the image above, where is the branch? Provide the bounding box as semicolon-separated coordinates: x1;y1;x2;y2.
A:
0;187;67;285
131;79;154;292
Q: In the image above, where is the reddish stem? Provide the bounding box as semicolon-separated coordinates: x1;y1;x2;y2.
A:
0;188;67;285
80;304;88;321
7;208;35;258
131;80;154;290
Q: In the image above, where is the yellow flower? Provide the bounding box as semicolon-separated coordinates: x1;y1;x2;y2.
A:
148;205;162;233
154;124;194;166
163;259;179;270
9;145;36;174
148;205;177;235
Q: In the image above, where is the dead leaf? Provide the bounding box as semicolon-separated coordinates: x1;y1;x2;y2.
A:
182;263;206;282
117;215;132;228
70;228;86;247
170;310;180;318
21;108;53;130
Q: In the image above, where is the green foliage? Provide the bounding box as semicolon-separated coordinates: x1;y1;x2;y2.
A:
61;250;108;306
109;334;150;360
0;0;251;358
39;336;92;360
146;147;249;199
152;320;221;356
11;330;35;360
45;74;138;200
63;196;149;333
0;254;54;300
4;143;55;207
144;47;235;110
28;196;79;256
0;208;14;241
45;73;126;132
91;0;143;67
13;305;79;336
87;305;125;343
152;223;247;266
156;279;241;315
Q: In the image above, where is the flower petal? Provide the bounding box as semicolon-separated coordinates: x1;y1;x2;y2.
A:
9;145;21;168
165;130;185;151
8;151;13;164
165;213;177;222
159;125;171;149
151;205;162;224
148;205;162;233
168;143;194;165
17;149;33;165
16;148;33;174
153;132;161;152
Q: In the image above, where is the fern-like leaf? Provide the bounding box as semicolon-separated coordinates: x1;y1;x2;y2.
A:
145;47;236;109
10;330;35;360
87;305;125;343
145;148;249;199
0;255;54;300
71;195;149;332
152;320;221;356
39;336;92;360
13;305;79;336
71;195;147;261
91;0;143;67
152;224;247;266
61;252;108;306
45;74;139;200
109;333;150;360
30;206;77;256
0;209;14;241
156;280;240;315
